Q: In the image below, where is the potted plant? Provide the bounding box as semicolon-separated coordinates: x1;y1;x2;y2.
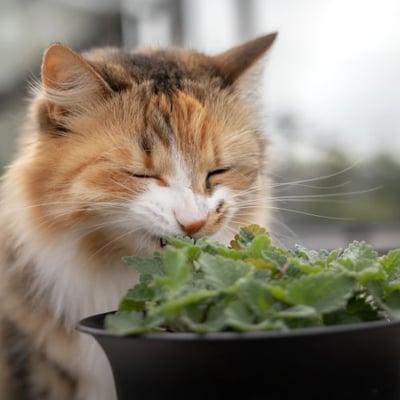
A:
77;226;400;400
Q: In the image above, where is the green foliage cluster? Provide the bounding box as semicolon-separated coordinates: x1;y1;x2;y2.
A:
105;225;400;335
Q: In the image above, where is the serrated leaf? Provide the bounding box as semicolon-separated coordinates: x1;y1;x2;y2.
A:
346;296;380;321
118;283;154;311
180;302;226;333
124;283;154;301
198;253;252;289
339;241;379;271
161;246;191;288
381;249;400;273
333;242;384;285
225;300;255;326
164;235;195;248
381;250;400;293
108;224;399;336
384;291;400;319
225;301;285;331
295;245;321;264
105;311;164;336
230;224;267;249
158;290;216;316
239;280;277;320
284;273;356;314
262;248;288;269
124;254;164;276
245;234;272;258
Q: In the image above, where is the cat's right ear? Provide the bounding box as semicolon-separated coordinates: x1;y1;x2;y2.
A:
41;43;111;122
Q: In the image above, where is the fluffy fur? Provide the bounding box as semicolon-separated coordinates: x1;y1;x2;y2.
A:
0;33;276;399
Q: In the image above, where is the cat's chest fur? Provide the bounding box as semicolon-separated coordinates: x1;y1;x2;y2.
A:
31;237;138;324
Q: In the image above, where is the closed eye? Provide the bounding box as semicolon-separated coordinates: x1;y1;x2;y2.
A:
206;167;231;179
206;167;231;192
133;174;158;179
123;170;159;179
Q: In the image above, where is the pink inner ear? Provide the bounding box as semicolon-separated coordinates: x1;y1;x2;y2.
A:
41;44;110;93
42;45;82;89
212;33;277;85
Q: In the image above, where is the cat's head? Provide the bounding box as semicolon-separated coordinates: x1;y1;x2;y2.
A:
19;34;276;257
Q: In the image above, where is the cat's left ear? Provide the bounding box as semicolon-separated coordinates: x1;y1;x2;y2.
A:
41;43;111;121
212;33;277;88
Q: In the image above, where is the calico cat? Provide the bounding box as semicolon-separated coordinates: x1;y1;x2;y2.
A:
0;33;276;400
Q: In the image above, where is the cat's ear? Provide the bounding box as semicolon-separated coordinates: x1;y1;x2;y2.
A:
41;43;111;121
213;33;277;87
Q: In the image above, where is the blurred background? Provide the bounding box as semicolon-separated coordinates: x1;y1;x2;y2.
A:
1;0;399;251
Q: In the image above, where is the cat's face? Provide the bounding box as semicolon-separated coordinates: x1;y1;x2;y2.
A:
19;35;276;257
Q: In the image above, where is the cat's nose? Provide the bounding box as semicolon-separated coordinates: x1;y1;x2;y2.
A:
174;187;207;236
178;219;206;236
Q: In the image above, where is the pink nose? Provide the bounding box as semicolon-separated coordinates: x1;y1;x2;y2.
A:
178;219;206;236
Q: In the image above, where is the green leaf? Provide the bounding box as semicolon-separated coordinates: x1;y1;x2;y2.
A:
334;241;384;284
324;295;379;325
214;246;246;260
380;250;400;293
323;311;361;326
124;254;164;276
346;296;380;321
384;291;400;319
338;241;379;272
225;301;255;326
276;305;318;319
295;245;322;265
267;284;291;303
158;290;216;316
118;283;154;311
198;253;252;289
245;234;272;258
230;224;268;249
157;246;191;289
118;298;145;312
284;273;356;314
225;301;285;332
381;249;400;273
105;311;165;336
180;301;227;333
262;248;288;269
164;235;195;248
239;280;277;320
124;282;154;301
107;224;399;336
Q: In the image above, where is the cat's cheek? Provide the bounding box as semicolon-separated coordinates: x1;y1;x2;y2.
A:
204;186;234;229
127;183;181;236
206;186;231;213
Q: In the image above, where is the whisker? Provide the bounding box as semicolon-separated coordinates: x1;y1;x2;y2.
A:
267;206;353;221
271;186;383;200
88;226;145;260
272;180;353;193
269;161;362;188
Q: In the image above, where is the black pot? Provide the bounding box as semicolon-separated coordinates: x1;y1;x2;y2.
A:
77;312;400;400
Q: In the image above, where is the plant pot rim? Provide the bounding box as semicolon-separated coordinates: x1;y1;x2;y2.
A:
76;311;400;341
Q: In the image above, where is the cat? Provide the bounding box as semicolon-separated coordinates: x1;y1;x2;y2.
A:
0;32;277;400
